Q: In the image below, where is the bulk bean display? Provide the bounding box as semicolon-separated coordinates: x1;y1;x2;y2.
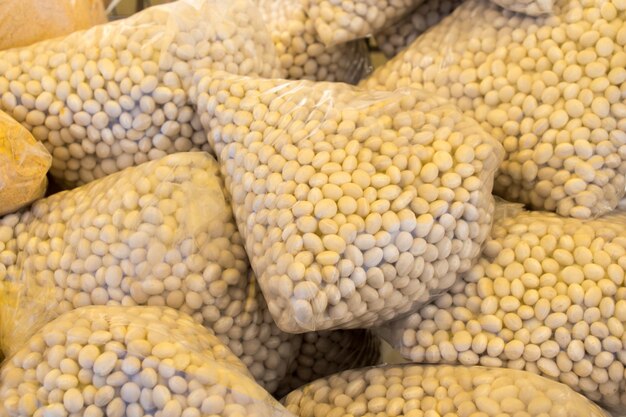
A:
363;0;626;219
0;306;292;417
257;0;371;84
381;205;626;415
0;0;281;188
277;329;381;396
192;72;503;332
306;0;419;46
0;152;303;393
281;364;609;417
374;0;463;59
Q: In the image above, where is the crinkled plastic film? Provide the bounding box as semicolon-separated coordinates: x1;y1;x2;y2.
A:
257;0;372;84
374;0;464;59
0;0;282;188
379;201;626;415
0;152;305;394
0;305;295;417
281;364;610;417
306;0;422;47
491;0;554;16
0;0;107;51
192;71;504;332
276;329;381;396
0;110;51;216
363;0;626;219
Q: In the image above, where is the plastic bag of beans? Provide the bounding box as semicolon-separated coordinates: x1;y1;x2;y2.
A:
257;0;371;84
0;110;51;216
0;0;107;51
276;329;381;396
0;152;306;394
0;305;295;417
374;0;463;59
363;0;626;219
192;71;504;332
281;364;610;417
379;202;626;415
0;0;282;189
306;0;422;46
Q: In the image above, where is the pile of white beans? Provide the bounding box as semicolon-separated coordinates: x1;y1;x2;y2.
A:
0;305;292;417
0;0;281;188
257;0;371;84
281;364;609;417
192;71;503;332
277;329;381;396
382;205;626;414
0;152;305;393
306;0;419;46
374;0;463;59
363;0;626;219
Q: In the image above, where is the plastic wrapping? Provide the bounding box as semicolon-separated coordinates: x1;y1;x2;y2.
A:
374;0;463;59
276;329;381;396
379;202;626;415
0;0;107;51
363;0;626;219
0;110;51;216
257;0;371;84
281;364;610;417
0;0;282;188
306;0;421;46
0;152;305;394
192;71;504;332
491;0;554;16
0;305;294;417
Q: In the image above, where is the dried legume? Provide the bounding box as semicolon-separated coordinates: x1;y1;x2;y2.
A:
192;72;503;332
364;0;626;219
382;204;626;414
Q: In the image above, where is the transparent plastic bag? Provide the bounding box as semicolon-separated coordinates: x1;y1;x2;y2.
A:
0;0;107;51
281;364;610;417
363;0;626;219
192;71;504;332
0;152;304;394
379;201;626;415
0;110;51;216
257;0;371;84
0;0;282;188
306;0;422;46
374;0;463;59
491;0;554;16
0;305;294;417
276;329;381;396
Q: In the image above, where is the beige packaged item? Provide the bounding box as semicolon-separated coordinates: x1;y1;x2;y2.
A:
282;364;610;417
381;203;626;415
192;71;503;332
0;306;294;417
257;0;371;84
0;152;303;394
0;110;51;216
374;0;463;59
277;329;381;396
306;0;421;46
0;0;107;51
0;0;281;188
364;0;626;219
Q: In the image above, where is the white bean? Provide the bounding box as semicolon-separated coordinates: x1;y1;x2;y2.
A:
364;0;626;218
385;204;626;415
192;72;503;332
